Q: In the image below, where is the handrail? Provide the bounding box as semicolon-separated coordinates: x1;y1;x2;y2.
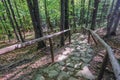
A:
83;27;120;80
0;29;70;55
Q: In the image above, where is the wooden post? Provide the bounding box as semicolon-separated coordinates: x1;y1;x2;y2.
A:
97;51;109;80
49;38;54;63
82;27;120;80
91;34;98;45
69;30;71;44
88;31;91;43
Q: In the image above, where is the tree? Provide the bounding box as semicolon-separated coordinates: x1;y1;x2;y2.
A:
106;0;120;37
2;0;20;41
60;0;69;46
60;0;65;46
70;0;76;29
7;0;24;42
13;0;25;39
65;0;69;30
85;0;91;28
26;0;46;49
44;0;53;31
90;0;100;30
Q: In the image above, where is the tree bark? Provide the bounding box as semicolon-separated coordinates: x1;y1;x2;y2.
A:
106;0;120;37
60;0;65;46
2;0;19;41
44;0;53;31
64;0;69;30
26;0;46;49
86;0;91;28
90;0;100;30
71;0;76;29
14;0;25;39
111;12;120;35
7;0;24;42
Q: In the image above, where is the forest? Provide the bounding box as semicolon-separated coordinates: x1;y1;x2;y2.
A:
0;0;120;80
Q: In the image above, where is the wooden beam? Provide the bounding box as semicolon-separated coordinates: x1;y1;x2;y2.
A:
89;29;120;80
83;27;120;80
49;38;54;62
0;29;70;55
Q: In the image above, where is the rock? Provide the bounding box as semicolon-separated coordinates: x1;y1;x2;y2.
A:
58;65;63;70
74;62;82;69
81;58;90;63
59;61;65;66
75;66;95;80
69;77;78;80
67;71;74;75
87;48;93;53
67;67;74;72
71;57;80;61
66;63;74;68
76;46;81;50
66;58;71;63
35;75;45;80
57;55;67;61
53;63;60;67
57;71;70;80
43;68;49;73
74;53;81;57
48;70;59;78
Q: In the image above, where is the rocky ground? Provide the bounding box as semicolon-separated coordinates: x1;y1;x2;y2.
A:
0;29;119;80
34;33;95;80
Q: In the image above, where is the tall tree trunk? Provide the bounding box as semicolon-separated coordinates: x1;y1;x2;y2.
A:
44;0;53;31
79;0;85;26
7;0;24;42
106;0;120;37
71;0;76;30
0;15;12;42
99;0;107;25
64;0;69;30
91;0;100;30
86;0;91;28
14;0;25;39
60;0;65;46
26;0;46;49
2;0;19;41
110;12;120;35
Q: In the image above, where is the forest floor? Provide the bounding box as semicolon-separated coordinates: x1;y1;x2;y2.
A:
0;28;120;80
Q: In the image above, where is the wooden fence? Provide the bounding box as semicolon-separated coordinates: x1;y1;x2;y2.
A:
82;27;120;80
0;29;71;62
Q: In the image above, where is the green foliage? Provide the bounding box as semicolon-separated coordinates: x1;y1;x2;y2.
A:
0;0;111;39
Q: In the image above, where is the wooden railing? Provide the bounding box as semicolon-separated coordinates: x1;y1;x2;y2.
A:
0;29;71;62
82;27;120;80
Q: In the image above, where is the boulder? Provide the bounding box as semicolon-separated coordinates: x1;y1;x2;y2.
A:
76;66;95;80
